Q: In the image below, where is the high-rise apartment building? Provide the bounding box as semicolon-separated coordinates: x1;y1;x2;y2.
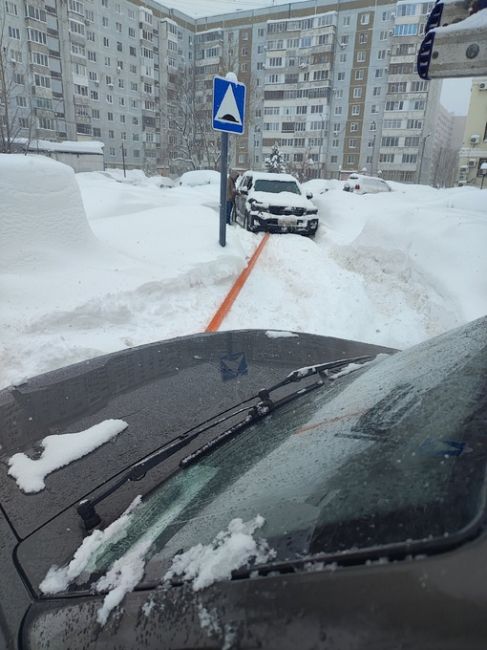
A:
0;0;442;182
458;78;487;187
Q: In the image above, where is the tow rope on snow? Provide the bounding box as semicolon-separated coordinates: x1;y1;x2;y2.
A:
206;233;270;332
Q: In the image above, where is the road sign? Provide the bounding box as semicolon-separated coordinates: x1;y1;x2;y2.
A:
212;76;246;135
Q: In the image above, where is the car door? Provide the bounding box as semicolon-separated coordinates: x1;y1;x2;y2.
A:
236;175;251;225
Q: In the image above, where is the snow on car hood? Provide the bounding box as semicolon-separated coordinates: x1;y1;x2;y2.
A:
248;191;315;211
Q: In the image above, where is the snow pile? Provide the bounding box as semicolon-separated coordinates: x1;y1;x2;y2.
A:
164;515;274;591
302;178;345;195
0;154;96;271
178;170;220;186
15;139;104;154
40;495;142;595
8;419;128;493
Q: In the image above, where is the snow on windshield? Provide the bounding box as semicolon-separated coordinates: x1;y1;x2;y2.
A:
163;515;275;591
8;419;128;493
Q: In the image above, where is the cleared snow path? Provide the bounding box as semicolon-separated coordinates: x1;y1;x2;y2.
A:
1;157;485;387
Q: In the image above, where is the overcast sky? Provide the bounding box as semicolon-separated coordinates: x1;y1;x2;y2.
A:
154;0;472;115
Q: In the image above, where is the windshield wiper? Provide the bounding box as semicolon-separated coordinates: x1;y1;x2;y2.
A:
77;355;372;530
179;355;372;468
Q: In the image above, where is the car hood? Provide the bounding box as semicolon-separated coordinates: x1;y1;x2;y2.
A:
249;191;315;211
0;329;393;597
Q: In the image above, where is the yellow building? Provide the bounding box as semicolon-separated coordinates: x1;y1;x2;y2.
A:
458;78;487;187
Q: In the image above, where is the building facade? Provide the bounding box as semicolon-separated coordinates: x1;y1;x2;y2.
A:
0;0;442;182
458;78;487;187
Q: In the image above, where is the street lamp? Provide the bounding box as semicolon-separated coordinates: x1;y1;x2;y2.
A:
481;162;487;189
337;164;342;180
418;133;432;185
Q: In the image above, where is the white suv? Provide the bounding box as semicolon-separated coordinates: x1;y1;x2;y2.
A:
343;173;391;195
235;171;319;236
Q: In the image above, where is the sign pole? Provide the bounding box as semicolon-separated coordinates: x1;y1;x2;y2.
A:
219;131;229;247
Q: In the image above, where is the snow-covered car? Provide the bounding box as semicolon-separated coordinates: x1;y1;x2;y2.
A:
2;316;487;649
344;173;392;194
178;170;220;187
235;171;319;235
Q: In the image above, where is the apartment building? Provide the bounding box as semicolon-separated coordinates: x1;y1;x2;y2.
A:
0;0;442;182
458;78;487;187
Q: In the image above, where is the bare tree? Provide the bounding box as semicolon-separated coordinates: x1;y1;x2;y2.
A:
0;10;34;153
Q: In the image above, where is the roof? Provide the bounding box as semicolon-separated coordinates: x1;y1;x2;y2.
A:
15;139;105;155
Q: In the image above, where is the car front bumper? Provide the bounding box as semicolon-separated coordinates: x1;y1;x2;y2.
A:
249;212;319;235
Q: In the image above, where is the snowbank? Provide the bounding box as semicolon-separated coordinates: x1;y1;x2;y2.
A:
0;154;96;271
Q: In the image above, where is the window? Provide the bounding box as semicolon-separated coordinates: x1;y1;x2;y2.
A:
356;51;366;63
360;13;370;24
353;87;362;99
16;96;27;107
381;136;400;147
34;74;50;88
377;50;387;60
343;15;351;25
383;119;402;129
385;101;404;111
380;30;389;40
355;69;364;81
379;153;395;163
375;69;384;78
38;117;54;130
13;72;24;84
334;106;343;115
394;24;418;36
87;30;95;42
348;138;358;149
107;112;114;121
27;28;46;43
350;122;359;132
92;109;100;119
74;83;88;95
359;33;368;44
102;16;109;27
90;90;99;100
413;100;426;110
269;57;283;67
407;119;423;129
129;46;136;56
404;137;420;147
340;35;349;46
103;37;109;47
398;3;417;16
69;20;84;35
339;53;347;63
105;56;111;67
351;105;360;116
32;52;49;67
337;71;345;81
105;75;112;86
106;94;113;104
369;121;377;131
26;4;47;21
8;25;20;41
5;1;17;15
402;153;417;163
388;82;407;94
410;80;428;92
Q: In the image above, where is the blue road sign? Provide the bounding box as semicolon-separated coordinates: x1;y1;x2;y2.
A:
213;76;246;135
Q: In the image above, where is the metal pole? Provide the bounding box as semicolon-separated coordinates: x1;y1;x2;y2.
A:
482;174;486;190
219;131;229;247
121;143;126;178
418;134;430;184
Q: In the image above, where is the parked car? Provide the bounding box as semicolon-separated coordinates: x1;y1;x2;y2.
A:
1;315;487;649
235;171;319;235
344;173;391;194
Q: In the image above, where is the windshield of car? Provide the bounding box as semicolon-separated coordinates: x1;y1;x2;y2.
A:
253;179;301;194
74;319;487;590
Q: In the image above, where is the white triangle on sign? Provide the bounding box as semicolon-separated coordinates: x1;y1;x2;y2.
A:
215;85;242;125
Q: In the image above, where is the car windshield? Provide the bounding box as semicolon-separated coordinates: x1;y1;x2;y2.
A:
254;179;301;194
75;318;487;590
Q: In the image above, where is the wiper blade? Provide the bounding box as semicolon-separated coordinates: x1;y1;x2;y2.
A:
76;355;372;530
179;355;373;469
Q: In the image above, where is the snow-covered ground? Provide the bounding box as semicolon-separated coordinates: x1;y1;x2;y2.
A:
1;154;486;388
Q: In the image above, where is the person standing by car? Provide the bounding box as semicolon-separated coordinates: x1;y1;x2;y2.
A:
226;171;237;224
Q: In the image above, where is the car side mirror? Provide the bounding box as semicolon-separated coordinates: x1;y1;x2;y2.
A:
239;187;248;195
306;192;313;199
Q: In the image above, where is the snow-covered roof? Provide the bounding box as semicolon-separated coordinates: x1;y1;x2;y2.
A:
244;170;301;184
15;138;104;155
